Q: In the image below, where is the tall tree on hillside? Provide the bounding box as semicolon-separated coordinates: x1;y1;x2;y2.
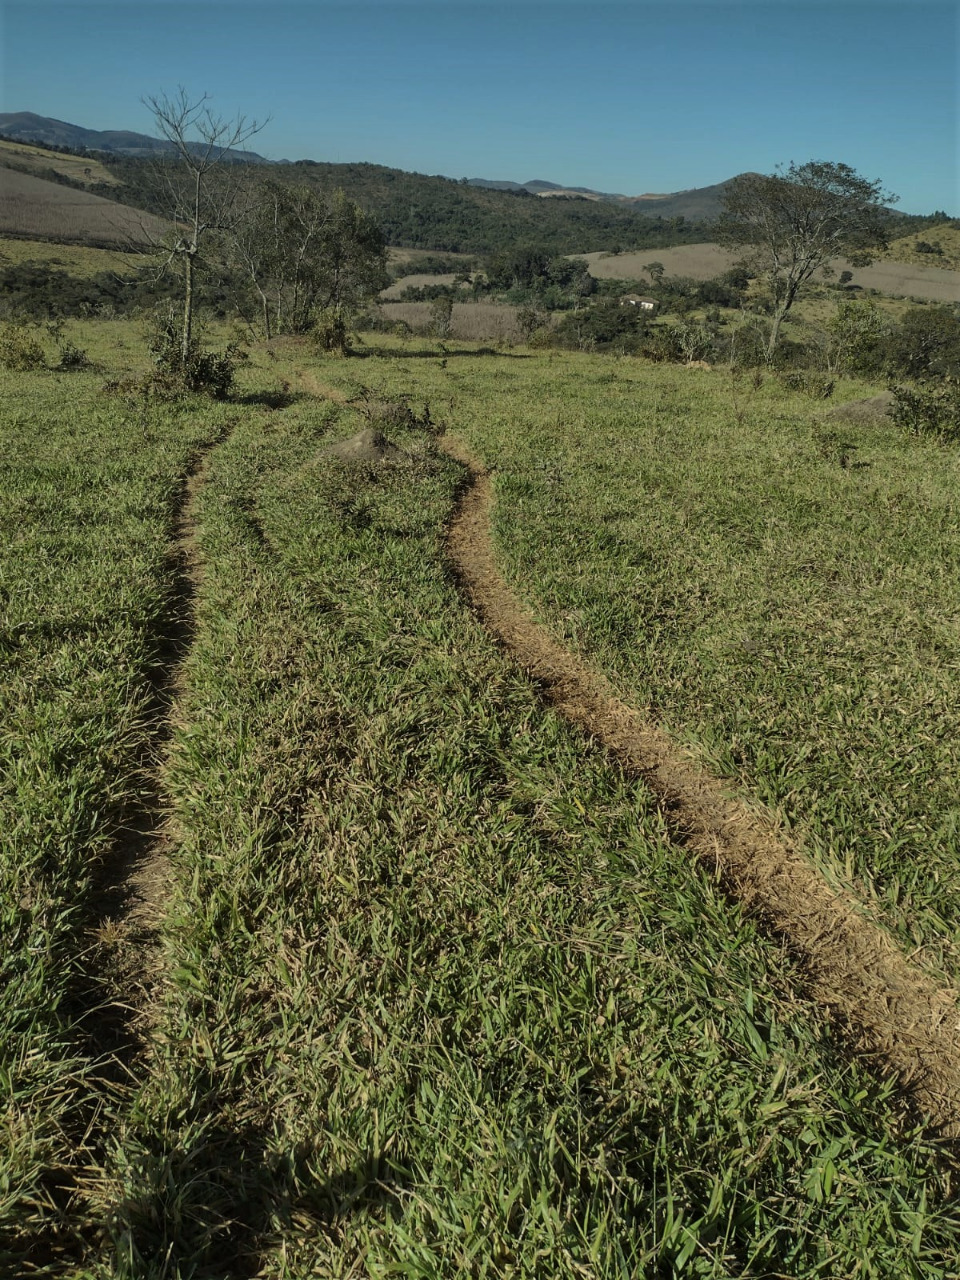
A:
143;88;266;362
719;161;896;357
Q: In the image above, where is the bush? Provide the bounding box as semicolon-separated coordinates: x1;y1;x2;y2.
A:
55;341;91;371
883;306;960;379
0;321;45;370
641;325;686;364
551;300;650;353
429;295;454;338
313;308;350;354
726;319;771;369
144;307;239;399
349;387;437;436
889;380;960;441
779;370;835;399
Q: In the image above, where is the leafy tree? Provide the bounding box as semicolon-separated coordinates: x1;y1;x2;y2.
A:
884;306;960;378
142;88;266;362
824;298;887;374
719;161;896;357
229;182;387;336
429;294;454;338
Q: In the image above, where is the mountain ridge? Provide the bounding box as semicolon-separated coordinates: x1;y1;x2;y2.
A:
0;111;269;164
1;112;731;217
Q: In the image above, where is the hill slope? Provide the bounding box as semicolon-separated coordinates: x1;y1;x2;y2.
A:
0;168;167;247
0;111;268;163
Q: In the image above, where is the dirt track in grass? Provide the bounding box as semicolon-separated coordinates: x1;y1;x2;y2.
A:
79;428;233;1062
440;433;960;1145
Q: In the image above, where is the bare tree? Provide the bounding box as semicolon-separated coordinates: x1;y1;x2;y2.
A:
719;161;896;358
143;88;267;362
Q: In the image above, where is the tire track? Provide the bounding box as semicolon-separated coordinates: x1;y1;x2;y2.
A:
440;434;960;1145
13;425;236;1274
77;426;234;1060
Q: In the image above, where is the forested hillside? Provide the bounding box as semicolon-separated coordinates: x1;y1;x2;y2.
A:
98;155;715;255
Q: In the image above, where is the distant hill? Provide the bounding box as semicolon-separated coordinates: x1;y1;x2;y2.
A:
98;153;718;256
467;175;738;220
0;111;268;164
2;112;937;260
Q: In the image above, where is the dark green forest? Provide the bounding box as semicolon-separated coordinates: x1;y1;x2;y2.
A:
95;155;715;255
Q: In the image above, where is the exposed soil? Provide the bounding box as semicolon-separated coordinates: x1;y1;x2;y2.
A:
823;392;894;425
441;434;960;1145
76;428;233;1063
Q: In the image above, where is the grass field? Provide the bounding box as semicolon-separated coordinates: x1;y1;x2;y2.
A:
2;324;960;1276
0;138;120;187
887;226;960;272
0;234;152;276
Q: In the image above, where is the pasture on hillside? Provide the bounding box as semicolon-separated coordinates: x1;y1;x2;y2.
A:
583;244;960;304
0;137;120;187
2;323;960;1277
0;170;166;247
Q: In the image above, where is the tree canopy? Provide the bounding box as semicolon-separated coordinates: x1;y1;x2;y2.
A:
719;161;896;355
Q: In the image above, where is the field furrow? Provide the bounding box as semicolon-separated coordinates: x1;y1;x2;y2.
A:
441;433;960;1141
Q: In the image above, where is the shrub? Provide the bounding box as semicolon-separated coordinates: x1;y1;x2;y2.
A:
313;308;350;354
55;341;91;371
883;306;960;379
143;306;240;399
552;300;649;353
726;319;770;369
779;370;835;399
429;295;454;338
0;321;45;370
349;387;437;436
889;380;960;442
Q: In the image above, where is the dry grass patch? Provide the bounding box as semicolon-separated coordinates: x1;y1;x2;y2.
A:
887;225;960;271
379;300;522;341
582;243;736;281
380;273;462;298
0;137;119;187
0;170;167;248
581;242;960;303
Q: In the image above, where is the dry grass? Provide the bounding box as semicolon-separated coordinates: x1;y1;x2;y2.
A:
581;242;960;303
0;170;167;248
887;225;960;271
380;273;461;299
582;243;735;281
0;137;119;187
378;299;522;341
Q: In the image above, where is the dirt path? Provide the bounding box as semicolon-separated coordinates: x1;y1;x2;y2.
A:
79;426;234;1062
441;435;960;1144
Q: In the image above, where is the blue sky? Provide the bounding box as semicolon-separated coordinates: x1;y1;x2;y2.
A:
1;0;956;213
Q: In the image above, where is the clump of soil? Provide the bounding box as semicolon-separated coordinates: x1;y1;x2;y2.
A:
823;392;894;425
324;428;400;463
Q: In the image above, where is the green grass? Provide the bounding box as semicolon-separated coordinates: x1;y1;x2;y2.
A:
3;325;960;1276
332;343;960;980
0;352;235;1264
0;235;151;278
